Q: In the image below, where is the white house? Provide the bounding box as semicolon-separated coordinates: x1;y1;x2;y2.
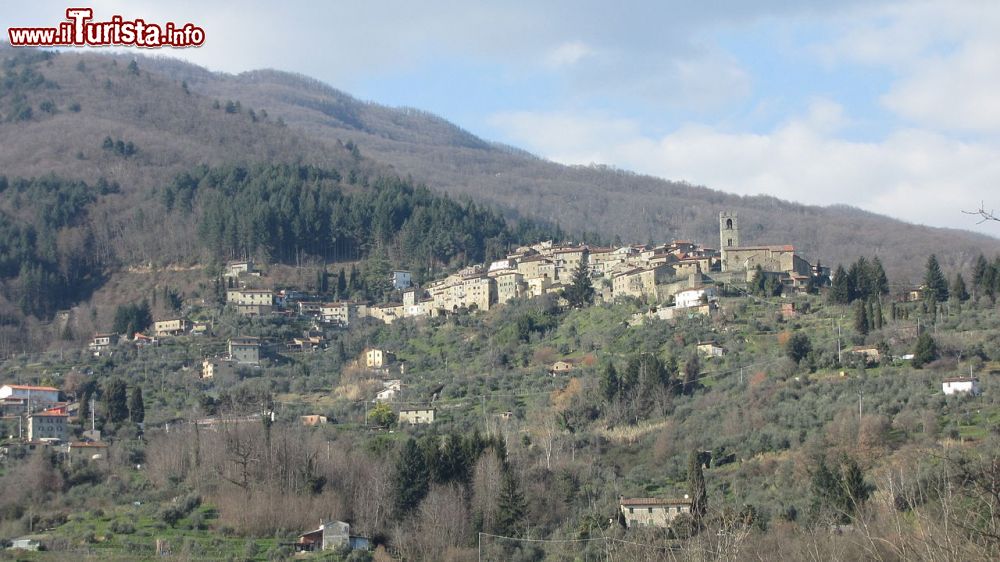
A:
0;384;60;405
391;271;412;290
942;377;981;396
375;380;402;403
675;286;718;309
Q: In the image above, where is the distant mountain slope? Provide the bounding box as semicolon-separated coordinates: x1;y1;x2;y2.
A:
143;57;1000;283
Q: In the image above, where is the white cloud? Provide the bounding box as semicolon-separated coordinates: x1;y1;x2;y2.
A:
489;103;1000;234
817;1;1000;134
544;41;593;67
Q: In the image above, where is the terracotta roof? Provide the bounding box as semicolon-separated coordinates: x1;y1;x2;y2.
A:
3;384;59;392
620;497;691;507
70;441;108;448
943;376;978;383
32;410;68;417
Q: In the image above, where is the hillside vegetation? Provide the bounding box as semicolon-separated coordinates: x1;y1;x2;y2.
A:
1;261;999;560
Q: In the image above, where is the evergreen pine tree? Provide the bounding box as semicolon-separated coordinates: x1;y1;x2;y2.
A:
853;257;871;299
912;332;938;369
393;438;429;516
866;301;876;332
874;299;883;330
923;254;949;302
830;265;851;304
600;363;619;401
870;257;889;296
562;259;595;308
972;254;988;298
496;469;527;537
841;458;872;511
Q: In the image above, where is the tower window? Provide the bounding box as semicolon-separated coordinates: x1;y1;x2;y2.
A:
726;218;733;229
728;238;733;247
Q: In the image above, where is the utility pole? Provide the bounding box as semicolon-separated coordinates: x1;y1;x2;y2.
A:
857;390;863;422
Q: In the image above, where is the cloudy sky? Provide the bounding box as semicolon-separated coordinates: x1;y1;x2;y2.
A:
5;1;999;235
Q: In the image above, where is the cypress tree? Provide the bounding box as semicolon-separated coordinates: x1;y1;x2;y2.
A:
853;300;869;336
103;378;129;424
687;450;708;524
128;386;144;424
683;353;700;395
337;268;347;297
923;254;949;302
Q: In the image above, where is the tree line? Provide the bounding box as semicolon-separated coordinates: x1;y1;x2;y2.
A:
169;163;561;271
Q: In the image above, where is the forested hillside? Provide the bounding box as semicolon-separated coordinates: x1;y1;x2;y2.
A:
0;47;558;352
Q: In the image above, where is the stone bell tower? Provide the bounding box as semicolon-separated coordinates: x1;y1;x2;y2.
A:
719;211;739;250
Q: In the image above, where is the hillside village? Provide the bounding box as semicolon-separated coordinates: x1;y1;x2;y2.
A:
74;212;834;397
4;200;996;557
223;211;825;328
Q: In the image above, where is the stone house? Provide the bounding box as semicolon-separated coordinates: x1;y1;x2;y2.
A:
363;348;396;369
154;318;188;337
848;346;881;365
201;358;236;379
224;259;254;277
398;407;435;425
28;409;68;441
619;496;692;528
549;360;575;375
226;289;274;316
612;264;675;301
228;337;261;365
517;256;556;280
494;271;527;304
697;341;725;358
295;519;368;552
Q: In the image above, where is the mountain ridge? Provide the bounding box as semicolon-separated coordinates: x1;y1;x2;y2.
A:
120;53;999;282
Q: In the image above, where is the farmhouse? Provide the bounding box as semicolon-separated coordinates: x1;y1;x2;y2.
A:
619;496;692;528
942;377;981;396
